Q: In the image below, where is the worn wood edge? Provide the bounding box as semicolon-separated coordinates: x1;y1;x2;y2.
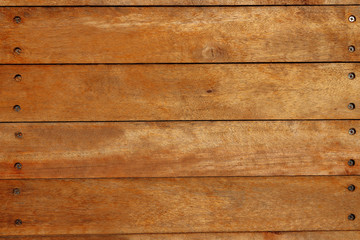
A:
0;231;359;239
0;0;358;6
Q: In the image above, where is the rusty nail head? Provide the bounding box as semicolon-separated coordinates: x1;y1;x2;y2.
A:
13;188;20;195
13;16;21;24
14;162;22;170
348;185;356;192
348;103;355;110
349;15;356;22
348;214;356;221
14;74;22;82
348;72;356;80
15;132;22;138
349;45;356;52
14;47;22;55
349;128;356;135
15;219;22;226
13;105;21;112
348;159;356;166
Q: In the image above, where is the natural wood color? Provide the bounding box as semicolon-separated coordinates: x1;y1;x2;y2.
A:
1;6;359;63
1;231;360;240
0;0;358;6
1;64;360;121
0;120;359;179
0;177;359;235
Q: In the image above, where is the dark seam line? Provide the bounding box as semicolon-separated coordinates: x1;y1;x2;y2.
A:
1;175;358;180
0;119;359;124
1;4;360;7
1;61;360;66
0;230;359;238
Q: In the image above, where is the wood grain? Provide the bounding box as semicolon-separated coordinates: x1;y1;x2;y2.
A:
0;177;359;235
1;120;359;179
1;231;360;240
2;64;360;121
0;6;359;63
0;0;358;6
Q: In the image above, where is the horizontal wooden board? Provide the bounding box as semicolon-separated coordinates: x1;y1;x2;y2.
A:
0;177;359;235
1;120;359;179
2;64;360;121
0;0;358;6
0;6;359;63
1;231;360;240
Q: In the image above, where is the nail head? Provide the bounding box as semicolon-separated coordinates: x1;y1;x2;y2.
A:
348;159;356;166
14;162;22;170
13;105;21;112
14;47;22;55
13;188;20;195
349;128;356;135
14;74;22;82
349;45;356;53
13;16;21;24
349;15;356;22
15;219;22;226
348;72;356;80
348;214;356;221
348;103;355;110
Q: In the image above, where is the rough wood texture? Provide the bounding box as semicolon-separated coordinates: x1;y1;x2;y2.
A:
1;6;359;63
0;177;359;235
1;232;360;240
1;64;360;121
0;0;357;6
1;120;359;179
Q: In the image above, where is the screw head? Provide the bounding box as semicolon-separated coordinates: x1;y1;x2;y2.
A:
14;162;22;170
15;132;23;138
348;103;355;110
348;72;356;80
349;15;356;22
13;188;20;195
349;45;356;53
13;47;22;55
15;219;22;226
13;16;21;24
14;74;22;82
348;184;356;192
348;159;356;166
348;214;356;221
349;128;356;135
13;105;21;112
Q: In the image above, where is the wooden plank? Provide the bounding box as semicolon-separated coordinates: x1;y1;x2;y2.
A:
0;177;359;235
1;120;359;179
2;63;360;121
0;0;358;6
1;231;360;240
0;6;359;63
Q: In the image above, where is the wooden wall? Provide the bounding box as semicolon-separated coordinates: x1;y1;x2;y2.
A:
1;0;359;239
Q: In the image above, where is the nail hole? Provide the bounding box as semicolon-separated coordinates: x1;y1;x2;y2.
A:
13;188;20;195
348;72;356;80
348;159;355;166
13;105;21;112
13;47;22;55
349;128;356;135
14;74;22;82
348;103;355;110
348;185;356;192
13;16;21;24
14;162;22;170
206;89;213;93
348;214;356;221
15;219;22;226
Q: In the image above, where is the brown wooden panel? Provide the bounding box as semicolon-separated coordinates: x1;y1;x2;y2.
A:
1;231;360;240
1;64;360;121
0;0;357;6
0;177;359;235
1;120;359;179
0;6;359;63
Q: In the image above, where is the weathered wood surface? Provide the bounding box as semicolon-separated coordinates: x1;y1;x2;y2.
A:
2;64;360;121
1;232;360;240
1;6;359;63
1;121;359;179
0;0;357;6
0;177;359;235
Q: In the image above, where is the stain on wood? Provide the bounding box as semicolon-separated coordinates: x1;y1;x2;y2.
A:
0;6;359;63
